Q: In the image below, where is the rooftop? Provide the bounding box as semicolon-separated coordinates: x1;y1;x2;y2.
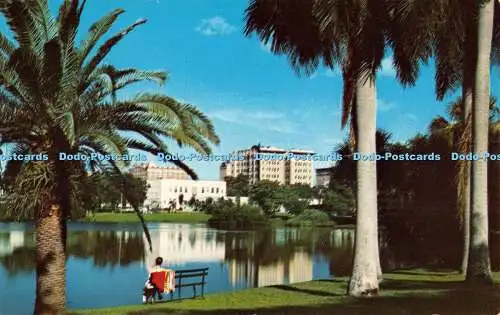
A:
131;162;184;170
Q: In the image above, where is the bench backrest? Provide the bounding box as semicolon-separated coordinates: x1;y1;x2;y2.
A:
174;267;208;280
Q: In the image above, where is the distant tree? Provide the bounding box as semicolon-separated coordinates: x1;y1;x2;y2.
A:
225;174;250;197
248;180;281;216
78;175;101;216
178;194;184;207
281;197;309;215
287;183;313;199
323;181;355;216
188;195;197;207
121;174;149;208
277;185;310;215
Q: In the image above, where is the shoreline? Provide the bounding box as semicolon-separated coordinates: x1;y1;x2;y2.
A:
1;212;350;228
69;269;500;315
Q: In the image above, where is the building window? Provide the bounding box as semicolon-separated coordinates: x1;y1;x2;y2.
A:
174;187;177;193
202;188;205;193
216;188;219;193
211;187;214;193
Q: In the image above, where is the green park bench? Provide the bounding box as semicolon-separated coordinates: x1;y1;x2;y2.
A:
169;267;208;300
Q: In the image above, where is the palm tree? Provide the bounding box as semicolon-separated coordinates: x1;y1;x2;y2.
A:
489;115;500;235
389;0;500;276
0;1;219;313
244;0;391;296
430;97;500;272
467;0;495;284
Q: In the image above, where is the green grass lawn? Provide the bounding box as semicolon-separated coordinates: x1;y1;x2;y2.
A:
70;269;500;315
80;212;211;224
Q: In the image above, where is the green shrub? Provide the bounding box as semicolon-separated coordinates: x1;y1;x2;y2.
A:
207;204;268;230
286;209;334;227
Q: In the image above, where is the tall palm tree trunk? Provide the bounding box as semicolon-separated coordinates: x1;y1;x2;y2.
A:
460;82;472;275
466;0;494;284
348;74;379;296
460;16;477;275
491;136;500;233
34;203;66;314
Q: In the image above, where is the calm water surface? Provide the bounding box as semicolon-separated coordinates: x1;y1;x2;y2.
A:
0;222;354;315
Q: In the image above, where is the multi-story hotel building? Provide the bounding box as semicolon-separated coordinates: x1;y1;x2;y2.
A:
315;166;334;187
130;162;190;181
220;145;314;186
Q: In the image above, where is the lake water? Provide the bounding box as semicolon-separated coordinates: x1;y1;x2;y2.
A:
0;222;355;315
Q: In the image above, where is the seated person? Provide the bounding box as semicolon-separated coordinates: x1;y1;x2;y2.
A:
142;256;165;303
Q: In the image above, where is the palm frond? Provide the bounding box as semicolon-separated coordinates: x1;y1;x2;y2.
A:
387;0;436;86
78;8;125;64
57;0;80;51
341;44;357;129
7;47;44;109
81;18;147;82
0;32;16;57
244;0;340;76
0;1;38;51
124;138;198;179
3;161;55;220
80;130;129;171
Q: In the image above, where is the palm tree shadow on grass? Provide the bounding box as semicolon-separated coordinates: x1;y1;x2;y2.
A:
128;282;500;315
269;284;342;298
389;269;458;277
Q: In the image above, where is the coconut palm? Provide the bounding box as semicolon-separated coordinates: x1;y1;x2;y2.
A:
0;1;219;313
431;97;500;269
489;113;500;235
388;0;472;274
467;0;495;284
390;0;500;277
244;0;394;296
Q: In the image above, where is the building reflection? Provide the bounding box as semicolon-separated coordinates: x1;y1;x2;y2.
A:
331;228;355;248
0;230;25;257
226;229;315;288
143;224;226;266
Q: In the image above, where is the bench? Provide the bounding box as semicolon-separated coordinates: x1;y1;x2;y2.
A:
168;267;208;300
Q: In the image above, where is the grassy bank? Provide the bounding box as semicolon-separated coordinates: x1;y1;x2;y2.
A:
80;212;211;224
71;269;500;315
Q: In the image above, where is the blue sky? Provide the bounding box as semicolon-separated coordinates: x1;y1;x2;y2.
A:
10;1;500;180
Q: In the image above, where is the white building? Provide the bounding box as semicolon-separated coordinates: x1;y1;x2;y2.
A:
146;179;226;209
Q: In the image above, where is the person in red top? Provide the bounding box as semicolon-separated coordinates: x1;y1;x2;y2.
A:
142;257;165;303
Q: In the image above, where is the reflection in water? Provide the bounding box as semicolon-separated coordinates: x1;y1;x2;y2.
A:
0;224;356;283
0;223;345;314
0;230;25;257
0;227;146;275
70;230;145;268
3;221;496;315
145;225;225;265
144;226;340;288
